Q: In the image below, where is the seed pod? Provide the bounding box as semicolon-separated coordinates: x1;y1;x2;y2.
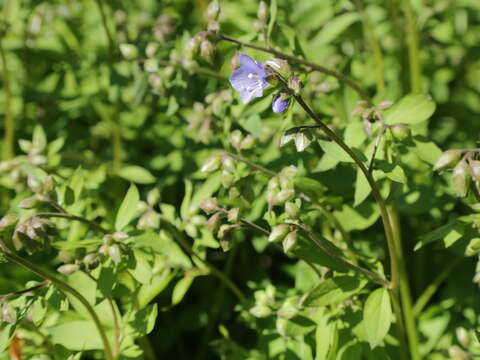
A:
119;43;138;60
199;198;219;214
268;224;290;243
201;154;222;173
285;202;300;219
84;253;102;270
57;264;80;275
287;76;303;95
452;160;471;197
108;244;122;263
433;150;462;171
265;58;291;78
282;231;298;253
229;130;243;152
221;169;235;188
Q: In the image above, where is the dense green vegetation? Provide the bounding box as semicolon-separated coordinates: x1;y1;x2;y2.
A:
1;0;480;359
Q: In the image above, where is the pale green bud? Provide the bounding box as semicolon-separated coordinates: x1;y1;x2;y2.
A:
268;224;290;243
265;58;291;78
200;198;219;214
250;304;272;318
200;39;215;63
147;188;161;206
273;189;295;205
257;1;268;23
0;213;18;229
221;169;235;188
277;297;299;319
240;135;256;150
282;231;298;253
227;208;240;223
469;160;480;181
84;253;101;270
456;327;470;348
287;76;303;94
452;160;471;197
57;264;80;275
285;202;300;219
390;125;411;140
206;213;221;233
18;196;38;209
144;58;159;73
145;42;159;58
119;43;138;60
2;302;17;324
206;0;220;21
433;150;462;171
230;130;243;152
221;156;236;172
201;154;222;173
109;244;122;263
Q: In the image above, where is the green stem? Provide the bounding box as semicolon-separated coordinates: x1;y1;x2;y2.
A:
0;35;13;160
390;288;409;360
31;212;109;234
216;34;373;105
402;0;422;93
413;257;461;316
0;242;114;360
0;280;49;299
388;205;420;360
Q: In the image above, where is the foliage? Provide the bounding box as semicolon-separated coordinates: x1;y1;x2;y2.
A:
0;0;480;359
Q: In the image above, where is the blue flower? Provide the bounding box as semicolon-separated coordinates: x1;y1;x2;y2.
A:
229;54;269;104
272;92;289;113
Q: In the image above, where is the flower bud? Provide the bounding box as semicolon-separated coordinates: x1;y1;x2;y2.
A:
377;101;394;110
30;155;47;166
145;42;159;58
43;175;56;193
227;208;240;223
206;213;221;233
469;160;480;181
250;304;272;318
109;244;122;263
206;0;220;21
144;58;159;73
285;202;300;219
200;198;218;214
201;154;222;173
18;196;38;209
2;302;17;324
287;76;303;94
147;188;161;206
456;327;470;348
390;125;411;140
137;210;160;229
119;43;138;60
273;189;295;205
282;231;298;253
221;169;235;188
221;156;235;173
452;160;471;197
448;346;468;360
268;224;290;243
0;213;18;230
230;130;243;152
240;135;256;150
433;150;462;171
112;232;128;241
185;36;201;60
27;176;43;193
230;52;240;70
84;253;102;270
276;317;288;337
57;264;80;275
200;39;215;63
257;1;268;24
277;297;299;319
218;224;236;251
207;20;220;32
98;244;109;256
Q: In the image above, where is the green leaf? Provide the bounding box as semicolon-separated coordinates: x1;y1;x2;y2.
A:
48;320;114;350
118;165;156;184
414;219;465;251
354;169;371;207
300;276;367;307
129;304;158;336
363;288;392;349
318;140;354;163
311;13;359;47
172;276;194;305
32;125;47;151
0;324;15;353
115;183;140;231
267;0;277;40
384;94;436;125
412;136;442;165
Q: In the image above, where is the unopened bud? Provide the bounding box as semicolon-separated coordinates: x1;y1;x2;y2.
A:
250;304;272;318
285;202;300;219
230;130;243;152
200;39;215;63
206;0;220;21
240;135;256;150
433;150;462;171
277;297;299;319
207;20;220;32
276;317;288;337
448;346;468;360
146;42;159;58
221;156;235;172
273;189;295;205
377;101;394;110
108;244;122;263
185;36;201;60
84;253;101;270
201;154;222;173
112;232;128;241
199;198;218;214
147;188;161;206
265;58;292;79
230;52;240;70
227;208;240;223
57;264;80;275
2;302;17;324
268;224;290;243
206;213;221;233
282;231;298;253
390;125;411;140
287;76;303;94
18;196;38;209
137;210;160;230
119;43;138;60
43;175;56;193
456;327;470;348
469;160;480;181
257;1;268;24
221;169;235;188
27;176;43;193
144;58;159;73
0;213;18;229
452;160;471;197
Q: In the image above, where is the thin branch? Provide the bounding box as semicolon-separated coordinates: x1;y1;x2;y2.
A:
0;280;49;300
221;151;276;177
32;213;109;234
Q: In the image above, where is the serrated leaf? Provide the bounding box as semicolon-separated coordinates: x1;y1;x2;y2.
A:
117;165;156;184
384;94;436;125
363;288;392;349
115;183;139;231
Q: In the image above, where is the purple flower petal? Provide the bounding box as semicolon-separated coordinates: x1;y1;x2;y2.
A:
229;53;269;104
272;93;289;113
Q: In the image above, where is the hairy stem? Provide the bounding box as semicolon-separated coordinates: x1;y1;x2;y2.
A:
0;242;114;360
216;34;373;105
